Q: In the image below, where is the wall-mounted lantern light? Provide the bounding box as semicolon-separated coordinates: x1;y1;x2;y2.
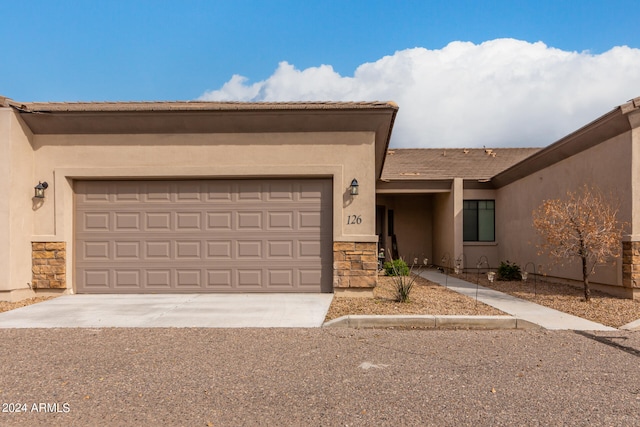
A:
350;178;359;196
34;181;48;199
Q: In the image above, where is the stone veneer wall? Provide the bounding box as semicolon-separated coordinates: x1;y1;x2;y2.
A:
333;242;378;290
622;241;640;297
32;242;66;289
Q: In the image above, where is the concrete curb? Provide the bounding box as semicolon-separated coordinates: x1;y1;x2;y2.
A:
323;315;541;330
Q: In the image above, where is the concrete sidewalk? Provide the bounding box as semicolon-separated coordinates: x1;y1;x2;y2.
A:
418;270;617;331
0;293;334;328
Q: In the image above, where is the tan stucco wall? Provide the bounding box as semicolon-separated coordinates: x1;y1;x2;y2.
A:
27;131;377;293
496;131;632;290
462;188;498;270
377;194;433;263
629;111;640;240
0;109;35;294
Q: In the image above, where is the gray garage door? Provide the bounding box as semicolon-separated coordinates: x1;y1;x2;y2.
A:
75;179;332;293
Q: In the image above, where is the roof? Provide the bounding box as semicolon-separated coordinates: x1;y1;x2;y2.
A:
1;97;398;180
381;148;542;181
493;96;640;188
1;98;397;112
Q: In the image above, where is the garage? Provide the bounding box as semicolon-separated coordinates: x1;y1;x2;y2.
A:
75;179;333;293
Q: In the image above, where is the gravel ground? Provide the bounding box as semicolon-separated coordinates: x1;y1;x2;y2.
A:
1;328;639;426
326;275;504;321
0;297;57;314
327;272;640;328
456;273;640;328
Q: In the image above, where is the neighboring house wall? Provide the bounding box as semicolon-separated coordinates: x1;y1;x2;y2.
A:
496;131;632;296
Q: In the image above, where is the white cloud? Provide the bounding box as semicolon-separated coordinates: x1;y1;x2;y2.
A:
199;39;640;148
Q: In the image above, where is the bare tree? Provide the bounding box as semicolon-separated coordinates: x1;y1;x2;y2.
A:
532;185;625;301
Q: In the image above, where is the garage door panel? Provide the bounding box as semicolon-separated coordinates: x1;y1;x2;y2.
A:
207;212;232;229
268;241;293;258
206;182;233;201
299;240;322;258
75;179;331;293
237;269;262;288
114;241;140;259
115;270;141;289
147;270;172;289
237;182;262;200
146;241;172;259
237;240;262;258
83;241;110;259
267;211;294;229
207;241;233;259
266;182;295;201
237;212;262;229
269;270;293;286
115;212;140;231
299;269;323;288
176;270;201;288
206;269;233;289
83;212;110;231
82;270;110;290
146;212;172;230
175;241;201;259
145;182;172;201
299;211;322;229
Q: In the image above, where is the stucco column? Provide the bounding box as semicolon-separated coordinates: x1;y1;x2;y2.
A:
623;110;640;298
452;178;464;263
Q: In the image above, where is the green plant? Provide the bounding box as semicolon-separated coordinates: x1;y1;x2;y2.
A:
497;260;522;281
383;258;422;302
384;259;409;276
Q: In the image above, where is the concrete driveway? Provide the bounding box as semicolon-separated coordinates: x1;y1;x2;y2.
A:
0;293;334;328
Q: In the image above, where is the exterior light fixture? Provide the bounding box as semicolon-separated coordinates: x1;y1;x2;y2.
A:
34;181;48;199
350;179;359;196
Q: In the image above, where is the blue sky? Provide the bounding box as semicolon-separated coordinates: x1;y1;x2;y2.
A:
2;1;640;147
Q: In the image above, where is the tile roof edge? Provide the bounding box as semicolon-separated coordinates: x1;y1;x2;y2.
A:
15;100;400;113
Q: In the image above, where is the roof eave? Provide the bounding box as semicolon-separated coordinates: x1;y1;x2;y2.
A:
492;104;633;188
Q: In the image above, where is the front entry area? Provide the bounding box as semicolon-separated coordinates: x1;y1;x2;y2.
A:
74;179;333;293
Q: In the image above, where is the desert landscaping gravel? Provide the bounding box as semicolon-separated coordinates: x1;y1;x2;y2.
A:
1;328;640;426
326;275;505;321
458;274;640;328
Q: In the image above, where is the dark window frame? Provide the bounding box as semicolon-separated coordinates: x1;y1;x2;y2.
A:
463;200;495;242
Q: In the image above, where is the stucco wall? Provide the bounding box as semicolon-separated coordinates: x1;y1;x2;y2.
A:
496;131;632;290
377;194;433;263
0;109;35;294
0;109;11;291
28;131;377;292
462;188;498;270
433;190;454;268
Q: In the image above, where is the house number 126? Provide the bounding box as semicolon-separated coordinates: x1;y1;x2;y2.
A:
347;215;362;225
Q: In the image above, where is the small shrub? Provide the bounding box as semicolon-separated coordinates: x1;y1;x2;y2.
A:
392;274;416;303
383;258;421;302
384;259;410;276
497;260;522;281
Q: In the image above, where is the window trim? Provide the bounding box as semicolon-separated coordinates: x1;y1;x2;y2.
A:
463;199;495;242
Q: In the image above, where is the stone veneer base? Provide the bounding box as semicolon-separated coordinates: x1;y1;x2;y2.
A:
32;242;67;289
333;242;377;292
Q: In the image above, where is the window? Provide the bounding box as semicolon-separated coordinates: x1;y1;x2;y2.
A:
463;200;495;242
